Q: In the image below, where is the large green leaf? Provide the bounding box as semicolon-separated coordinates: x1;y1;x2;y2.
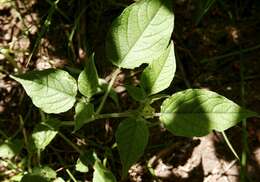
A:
93;161;117;182
115;117;149;177
74;102;94;131
11;69;77;114
140;42;175;95
106;0;174;69
160;89;257;137
78;54;99;98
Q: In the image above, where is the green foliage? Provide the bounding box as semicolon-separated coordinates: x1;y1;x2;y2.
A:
0;139;23;159
106;0;174;68
9;0;259;181
160;89;257;137
93;161;117;182
140;41;176;95
115;117;149;177
21;166;57;182
74;102;94;131
78;54;99;98
32;119;60;151
11;69;77;113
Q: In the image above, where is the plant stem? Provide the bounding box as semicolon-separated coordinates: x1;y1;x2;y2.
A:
96;68;121;114
66;169;77;182
221;131;240;161
58;132;83;155
239;44;248;182
201;44;260;63
61;111;138;126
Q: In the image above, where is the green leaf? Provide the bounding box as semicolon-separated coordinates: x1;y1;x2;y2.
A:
21;174;48;182
75;157;89;173
125;85;146;101
32;166;57;180
115;117;149;177
78;54;99;98
11;69;77;114
32;119;60;151
21;166;56;182
93;161;117;182
106;0;174;69
160;89;258;137
0;139;23;159
141;42;176;95
74;102;94;131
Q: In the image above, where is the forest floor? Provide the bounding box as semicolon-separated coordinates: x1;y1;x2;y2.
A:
0;0;260;181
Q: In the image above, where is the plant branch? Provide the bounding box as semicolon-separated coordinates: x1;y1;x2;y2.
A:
96;68;121;114
61;110;138;126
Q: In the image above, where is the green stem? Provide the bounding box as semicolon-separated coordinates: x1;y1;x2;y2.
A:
239;44;248;182
96;68;121;114
66;169;77;182
61;111;138;126
221;131;240;161
201;44;260;63
58;132;83;155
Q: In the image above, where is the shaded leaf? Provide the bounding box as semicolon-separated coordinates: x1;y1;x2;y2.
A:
160;89;257;137
11;69;77;114
115;117;149;177
93;161;117;182
78;54;99;98
74;102;94;131
106;0;174;68
141;42;176;95
21;166;56;182
32;166;57;179
21;174;48;182
125;85;146;101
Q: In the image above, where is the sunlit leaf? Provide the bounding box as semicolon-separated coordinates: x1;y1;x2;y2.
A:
106;0;174;68
93;161;117;182
0;139;23;159
141;42;175;95
11;69;77;114
32;119;60;151
75;157;89;173
78;54;99;98
160;89;257;137
115;117;149;177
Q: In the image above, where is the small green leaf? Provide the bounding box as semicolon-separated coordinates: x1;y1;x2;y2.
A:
32;119;60;151
93;161;117;182
21;174;48;182
115;117;149;177
75;157;89;173
78;54;99;98
125;85;146;101
141;42;176;95
0;139;23;159
106;0;174;68
160;89;257;137
11;69;77;114
32;166;57;179
74;102;94;131
21;166;56;182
